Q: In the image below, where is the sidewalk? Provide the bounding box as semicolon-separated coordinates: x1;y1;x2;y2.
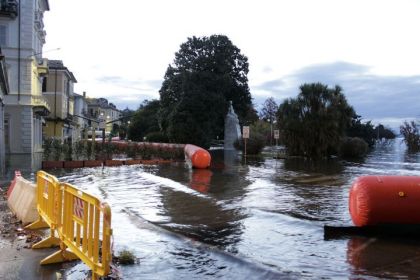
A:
0;188;67;280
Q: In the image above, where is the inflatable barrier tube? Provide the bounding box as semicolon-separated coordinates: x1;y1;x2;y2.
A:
349;176;420;226
184;144;211;169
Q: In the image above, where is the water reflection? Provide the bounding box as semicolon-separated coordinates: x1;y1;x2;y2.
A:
347;237;420;279
189;169;213;193
283;157;344;175
41;139;420;279
158;188;244;248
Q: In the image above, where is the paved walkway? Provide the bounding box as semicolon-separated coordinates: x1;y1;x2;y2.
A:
0;188;67;280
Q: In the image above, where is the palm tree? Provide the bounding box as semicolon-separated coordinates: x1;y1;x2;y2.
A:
277;83;355;159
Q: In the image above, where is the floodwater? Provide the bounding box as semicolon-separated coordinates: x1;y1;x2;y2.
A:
46;139;420;279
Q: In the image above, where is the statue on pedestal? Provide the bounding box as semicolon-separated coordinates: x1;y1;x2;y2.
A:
224;101;241;150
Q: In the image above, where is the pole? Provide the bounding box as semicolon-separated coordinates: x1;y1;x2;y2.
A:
244;138;247;157
92;126;95;159
270;121;273;146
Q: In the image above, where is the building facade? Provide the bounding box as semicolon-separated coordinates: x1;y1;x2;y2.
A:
1;0;50;158
42;60;77;142
73;91;88;140
0;49;10;175
86;97;121;137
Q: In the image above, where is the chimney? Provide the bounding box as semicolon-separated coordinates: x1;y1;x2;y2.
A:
83;91;86;98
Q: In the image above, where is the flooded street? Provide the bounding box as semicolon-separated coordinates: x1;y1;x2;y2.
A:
47;139;420;279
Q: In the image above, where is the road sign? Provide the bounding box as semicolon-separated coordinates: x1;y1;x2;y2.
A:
274;130;279;139
243;126;250;139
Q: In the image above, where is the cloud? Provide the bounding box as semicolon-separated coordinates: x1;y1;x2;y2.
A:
95;76;163;91
252;61;420;127
254;79;285;92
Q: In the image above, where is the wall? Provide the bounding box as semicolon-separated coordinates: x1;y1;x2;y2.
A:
1;0;49;156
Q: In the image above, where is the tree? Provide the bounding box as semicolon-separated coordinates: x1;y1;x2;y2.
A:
260;97;278;145
346;115;376;147
118;107;134;139
277;83;355;159
128;100;161;141
375;124;396;140
260;97;278;122
400;121;420;152
159;35;254;147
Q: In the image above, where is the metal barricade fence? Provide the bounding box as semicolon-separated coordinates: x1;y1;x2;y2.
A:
25;170;62;248
42;182;112;279
25;171;113;279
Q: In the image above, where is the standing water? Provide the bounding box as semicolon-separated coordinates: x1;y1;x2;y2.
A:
48;139;420;279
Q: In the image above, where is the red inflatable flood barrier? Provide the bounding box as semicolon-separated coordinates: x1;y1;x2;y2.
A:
349;176;420;226
184;144;211;169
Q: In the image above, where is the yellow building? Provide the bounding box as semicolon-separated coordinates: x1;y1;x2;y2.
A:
86;97;121;137
42;60;77;142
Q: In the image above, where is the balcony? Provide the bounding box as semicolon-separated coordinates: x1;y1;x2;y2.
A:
0;0;18;19
32;95;51;116
81;109;89;117
36;58;48;76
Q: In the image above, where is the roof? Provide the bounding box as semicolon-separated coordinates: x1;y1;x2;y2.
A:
48;60;77;82
86;97;121;111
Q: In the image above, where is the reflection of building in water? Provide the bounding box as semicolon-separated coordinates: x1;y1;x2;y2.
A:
154;150;252;249
158;188;244;248
347;237;420;279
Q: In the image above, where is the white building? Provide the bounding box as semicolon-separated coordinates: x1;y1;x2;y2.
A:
1;0;50;158
86;97;121;136
0;50;10;175
73;91;89;140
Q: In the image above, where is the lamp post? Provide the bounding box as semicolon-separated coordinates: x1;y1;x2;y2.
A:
268;119;273;146
126;120;131;141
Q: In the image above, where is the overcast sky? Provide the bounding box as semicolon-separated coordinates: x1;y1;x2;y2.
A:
43;0;420;128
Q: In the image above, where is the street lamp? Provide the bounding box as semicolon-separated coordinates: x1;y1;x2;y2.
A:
125;121;131;141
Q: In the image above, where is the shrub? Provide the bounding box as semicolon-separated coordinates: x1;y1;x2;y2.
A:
144;132;169;143
339;137;368;158
52;139;63;161
85;141;95;160
117;249;136;265
43;138;53;160
400;121;420;153
102;142;117;160
250;120;272;146
62;141;73;161
73;140;86;160
234;132;266;155
126;143;138;159
137;143;151;160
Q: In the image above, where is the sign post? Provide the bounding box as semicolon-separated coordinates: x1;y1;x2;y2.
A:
274;129;279;147
242;126;250;157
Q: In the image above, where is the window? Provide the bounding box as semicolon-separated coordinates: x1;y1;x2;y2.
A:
0;25;6;46
42;77;47;92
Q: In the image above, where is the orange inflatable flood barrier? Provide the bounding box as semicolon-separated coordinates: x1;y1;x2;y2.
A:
184;144;211;169
349;176;420;227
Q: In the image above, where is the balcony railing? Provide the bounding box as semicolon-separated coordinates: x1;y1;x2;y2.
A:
0;0;18;19
32;95;51;116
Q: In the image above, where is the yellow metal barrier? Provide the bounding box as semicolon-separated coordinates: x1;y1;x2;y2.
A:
25;171;113;279
25;171;62;248
41;182;113;279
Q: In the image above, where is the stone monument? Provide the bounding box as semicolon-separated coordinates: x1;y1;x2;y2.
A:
224;101;241;150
